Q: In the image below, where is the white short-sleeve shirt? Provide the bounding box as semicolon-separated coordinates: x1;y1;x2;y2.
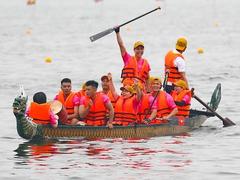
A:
173;50;185;72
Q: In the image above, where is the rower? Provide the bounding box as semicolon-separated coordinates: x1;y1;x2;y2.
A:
148;77;178;124
172;80;192;125
136;83;158;124
109;76;142;126
164;37;189;94
100;73;117;108
79;80;114;128
54;78;80;125
114;27;151;92
26;92;58;128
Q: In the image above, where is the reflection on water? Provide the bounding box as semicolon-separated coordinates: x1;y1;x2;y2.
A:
14;136;192;171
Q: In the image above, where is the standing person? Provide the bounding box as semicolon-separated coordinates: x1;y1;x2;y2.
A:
114;27;151;92
164;37;189;94
149;77;178;124
172;80;192;125
26;92;58;128
79;80;114;128
54;78;79;125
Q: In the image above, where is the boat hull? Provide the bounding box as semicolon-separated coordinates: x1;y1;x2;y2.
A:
13;96;213;140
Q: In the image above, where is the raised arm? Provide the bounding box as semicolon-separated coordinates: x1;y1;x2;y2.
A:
115;27;127;57
108;73;119;101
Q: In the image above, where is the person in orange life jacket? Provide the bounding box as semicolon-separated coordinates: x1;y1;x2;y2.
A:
148;77;178;124
76;82;86;99
172;80;191;118
109;78;142;126
136;82;158;124
164;37;189;94
114;26;151;92
100;73;117;108
54;78;80;125
79;80;114;128
26;92;58;128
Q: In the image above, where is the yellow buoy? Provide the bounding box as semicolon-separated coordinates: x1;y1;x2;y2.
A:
197;48;204;54
45;57;52;63
26;28;32;35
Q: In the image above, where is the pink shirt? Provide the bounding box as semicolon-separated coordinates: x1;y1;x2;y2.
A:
138;94;157;111
25;108;57;126
80;94;110;107
182;94;191;104
54;94;80;106
148;95;157;110
166;93;177;109
122;52;151;72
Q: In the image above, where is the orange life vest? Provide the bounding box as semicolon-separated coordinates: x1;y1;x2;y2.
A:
107;91;117;108
150;91;172;124
85;92;107;126
28;102;51;125
56;91;75;115
121;56;150;86
172;90;191;117
114;96;137;126
165;50;185;83
76;90;86;99
137;93;152;123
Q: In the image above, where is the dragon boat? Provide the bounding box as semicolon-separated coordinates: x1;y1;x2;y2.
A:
12;84;222;140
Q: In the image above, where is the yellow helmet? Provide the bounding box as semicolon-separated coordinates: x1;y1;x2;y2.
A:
176;37;187;51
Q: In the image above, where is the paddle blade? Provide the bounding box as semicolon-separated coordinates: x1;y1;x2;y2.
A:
223;117;236;127
90;28;114;42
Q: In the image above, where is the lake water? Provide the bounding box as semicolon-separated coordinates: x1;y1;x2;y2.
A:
0;0;240;179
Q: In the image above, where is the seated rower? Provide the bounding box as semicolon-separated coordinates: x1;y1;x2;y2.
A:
100;73;117;108
26;92;58;128
172;80;192;125
110;81;142;126
54;78;80;125
76;82;86;99
149;77;178;124
79;80;114;128
136;83;157;124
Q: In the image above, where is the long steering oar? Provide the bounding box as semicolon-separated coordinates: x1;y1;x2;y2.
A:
192;89;235;127
89;7;161;42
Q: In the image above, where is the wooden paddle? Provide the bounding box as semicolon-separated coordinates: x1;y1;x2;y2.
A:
192;88;235;127
89;7;161;42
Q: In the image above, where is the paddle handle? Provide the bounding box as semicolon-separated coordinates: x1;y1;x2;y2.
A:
163;71;169;91
118;7;161;28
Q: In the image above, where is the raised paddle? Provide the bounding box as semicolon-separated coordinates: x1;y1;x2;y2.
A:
89;7;161;42
192;88;235;127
